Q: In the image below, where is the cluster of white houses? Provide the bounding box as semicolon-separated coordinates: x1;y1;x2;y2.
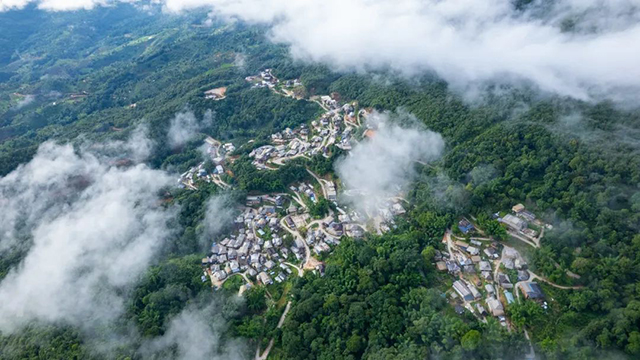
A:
178;137;235;189
191;70;415;287
245;68;278;89
204;204;298;285
443;210;548;327
247;83;365;172
498;203;551;239
202;190;352;287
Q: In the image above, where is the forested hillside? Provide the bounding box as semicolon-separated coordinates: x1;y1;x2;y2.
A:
1;3;640;360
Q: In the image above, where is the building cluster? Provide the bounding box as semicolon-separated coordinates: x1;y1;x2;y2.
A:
290;182;318;203
243;74;365;172
249;101;361;170
306;228;341;256
245;68;278;88
249;125;324;169
204;202;297;286
187;71;412;290
178;137;235;190
283;79;302;88
441;222;550;328
497;203;552;239
439;228;541;328
202;189;349;288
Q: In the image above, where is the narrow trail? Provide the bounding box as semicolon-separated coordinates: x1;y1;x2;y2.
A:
255;301;292;360
528;270;584;290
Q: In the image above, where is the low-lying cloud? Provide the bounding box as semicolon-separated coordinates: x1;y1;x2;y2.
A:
4;1;640;102
139;297;247;360
201;194;236;247
164;0;640;103
336;110;444;215
0;0;109;12
0;133;176;334
12;95;35;110
168;110;213;149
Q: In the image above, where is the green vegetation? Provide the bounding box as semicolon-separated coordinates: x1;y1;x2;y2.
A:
308;197;331;218
3;3;640;360
272;230;526;359
230;156;311;193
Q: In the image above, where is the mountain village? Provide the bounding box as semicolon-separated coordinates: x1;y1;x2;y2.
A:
176;70;574;353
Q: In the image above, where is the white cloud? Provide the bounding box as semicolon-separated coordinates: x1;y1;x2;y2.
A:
38;0;108;11
0;134;176;334
0;0;111;11
160;0;640;102
201;194;236;246
12;95;35;110
336;110;444;215
0;0;30;11
139;299;246;360
86;124;154;163
4;0;640;101
167;110;209;149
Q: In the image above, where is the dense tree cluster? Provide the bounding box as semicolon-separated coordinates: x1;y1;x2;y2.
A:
3;4;640;359
272;230;526;359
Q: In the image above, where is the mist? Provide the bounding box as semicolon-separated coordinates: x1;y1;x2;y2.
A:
335;110;444;215
200;194;237;249
160;0;640;103
139;296;248;360
12;94;35;109
4;1;639;102
0;132;176;334
167;110;213;149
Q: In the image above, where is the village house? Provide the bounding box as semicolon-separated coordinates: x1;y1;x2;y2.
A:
475;303;488;316
458;219;475;234
258;271;273;285
453;280;474;301
512;203;525;213
519;282;545;300
486;297;505;316
501;214;527;231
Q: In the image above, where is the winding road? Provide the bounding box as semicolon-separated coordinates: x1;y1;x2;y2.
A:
255;301;292;360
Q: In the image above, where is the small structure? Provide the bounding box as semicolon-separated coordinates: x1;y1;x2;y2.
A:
519;282;545;300
486;297;505;316
519;210;536;222
501;214;527;231
447;261;461;274
213;270;227;281
455;240;469;250
458;219;475;234
475;303;488;316
497;273;513;289
485;284;495;295
479;261;492;272
466;246;480;256
453;280;474;301
512;204;525;213
517;270;530;281
504;290;515;304
468;284;482;299
326;183;337;201
258;271;273;285
484;247;499;259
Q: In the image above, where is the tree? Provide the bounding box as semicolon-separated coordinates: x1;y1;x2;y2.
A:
245;287;267;314
346;333;363;354
421;245;436;265
461;330;481;351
